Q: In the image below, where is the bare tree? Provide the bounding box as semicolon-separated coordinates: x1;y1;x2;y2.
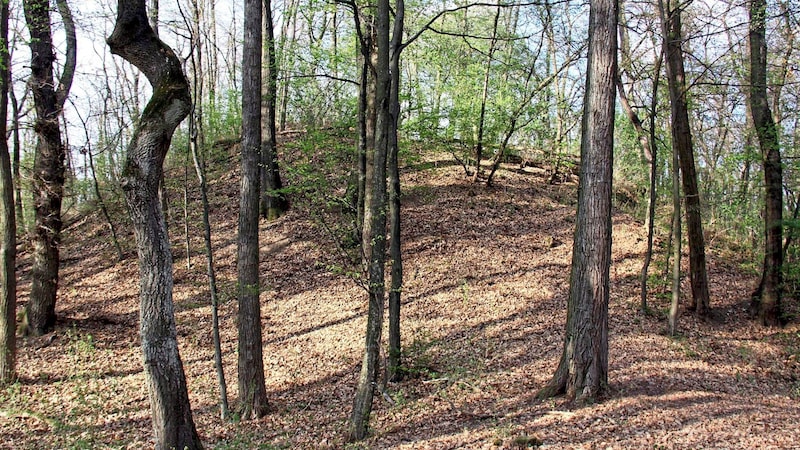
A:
107;0;202;447
538;0;617;403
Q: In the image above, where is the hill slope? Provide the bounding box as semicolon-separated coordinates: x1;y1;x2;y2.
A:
4;147;800;449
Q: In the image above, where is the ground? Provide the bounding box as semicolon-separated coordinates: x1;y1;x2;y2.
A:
2;146;799;449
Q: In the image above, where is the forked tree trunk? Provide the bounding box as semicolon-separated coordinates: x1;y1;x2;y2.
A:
23;0;76;336
538;0;616;404
748;0;783;326
0;0;16;384
107;1;202;448
660;0;711;316
238;0;269;420
349;0;390;441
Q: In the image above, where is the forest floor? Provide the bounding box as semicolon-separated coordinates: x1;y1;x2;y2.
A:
3;140;800;449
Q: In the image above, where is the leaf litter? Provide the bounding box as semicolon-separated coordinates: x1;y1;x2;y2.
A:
3;151;800;449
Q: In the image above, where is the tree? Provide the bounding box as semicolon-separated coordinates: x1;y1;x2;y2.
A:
387;0;405;383
178;0;230;419
260;0;289;220
349;0;391;440
106;0;202;447
749;0;783;326
238;0;270;420
0;0;16;384
538;0;617;403
23;0;76;336
659;0;711;316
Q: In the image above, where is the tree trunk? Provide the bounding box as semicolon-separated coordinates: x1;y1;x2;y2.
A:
0;0;16;384
185;1;230;419
538;0;616;404
349;0;390;441
9;86;24;234
24;0;75;336
669;143;681;335
107;1;202;447
472;6;501;183
616;12;663;312
360;16;378;262
660;0;711;316
748;0;783;326
238;0;269;420
387;0;405;383
260;0;289;221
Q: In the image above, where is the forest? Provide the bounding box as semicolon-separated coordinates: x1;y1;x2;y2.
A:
0;0;799;448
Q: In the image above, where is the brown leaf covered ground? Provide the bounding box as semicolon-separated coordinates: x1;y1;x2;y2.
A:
3;145;800;449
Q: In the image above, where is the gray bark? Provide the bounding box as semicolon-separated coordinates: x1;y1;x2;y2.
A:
107;0;202;447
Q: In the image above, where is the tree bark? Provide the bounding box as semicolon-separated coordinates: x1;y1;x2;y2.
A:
0;0;16;384
107;0;202;447
260;0;289;220
238;0;269;420
538;0;616;404
748;0;783;326
349;0;390;441
23;0;75;336
660;0;711;316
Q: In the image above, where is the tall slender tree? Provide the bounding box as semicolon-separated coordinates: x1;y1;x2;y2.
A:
749;0;784;326
238;0;269;419
349;0;391;440
0;0;16;385
538;0;617;403
23;0;76;336
659;0;711;316
107;0;202;447
260;0;289;220
387;0;405;383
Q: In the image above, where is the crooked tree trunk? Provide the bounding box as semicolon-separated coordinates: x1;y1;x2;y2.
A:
349;0;390;441
238;0;269;420
0;0;16;384
538;0;616;404
660;0;710;316
23;0;75;336
749;0;783;326
260;0;289;220
107;0;202;448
